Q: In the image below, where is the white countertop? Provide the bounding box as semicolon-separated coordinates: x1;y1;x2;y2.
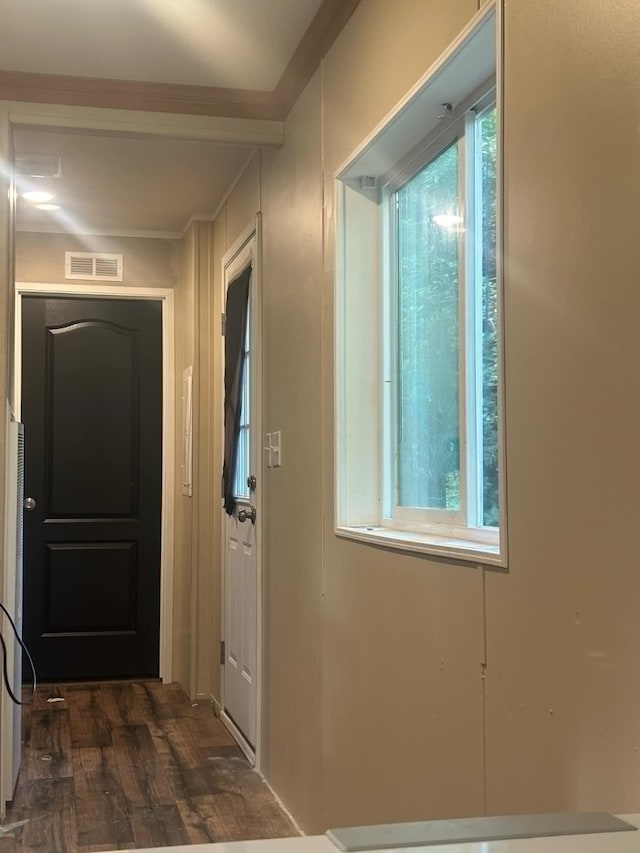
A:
120;814;640;853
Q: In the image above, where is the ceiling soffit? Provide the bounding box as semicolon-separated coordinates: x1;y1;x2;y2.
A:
0;0;361;121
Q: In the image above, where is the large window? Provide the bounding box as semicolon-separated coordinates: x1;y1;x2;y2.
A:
336;4;504;564
387;99;498;533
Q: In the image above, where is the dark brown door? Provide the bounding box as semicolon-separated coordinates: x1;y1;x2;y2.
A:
22;296;162;681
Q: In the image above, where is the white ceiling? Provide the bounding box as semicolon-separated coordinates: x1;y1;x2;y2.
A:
8;0;329;237
14;128;254;236
1;0;324;90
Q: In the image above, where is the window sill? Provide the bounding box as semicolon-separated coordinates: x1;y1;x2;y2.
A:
335;524;506;567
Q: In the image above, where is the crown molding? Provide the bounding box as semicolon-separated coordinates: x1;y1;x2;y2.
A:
275;0;362;115
16;223;183;240
8;102;282;147
0;0;362;122
0;71;281;121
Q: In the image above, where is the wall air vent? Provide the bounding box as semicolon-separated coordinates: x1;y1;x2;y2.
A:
65;252;123;282
15;154;62;178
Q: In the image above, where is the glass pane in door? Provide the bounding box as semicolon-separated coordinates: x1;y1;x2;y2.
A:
233;303;251;500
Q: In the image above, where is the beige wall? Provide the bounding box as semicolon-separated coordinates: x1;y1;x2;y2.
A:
208;213;226;701
261;71;324;828
173;225;194;691
15;232;180;288
483;0;640;815
192;217;216;700
0;102;12;449
200;0;640;834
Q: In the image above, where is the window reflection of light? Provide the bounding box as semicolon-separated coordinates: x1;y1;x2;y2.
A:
432;213;464;228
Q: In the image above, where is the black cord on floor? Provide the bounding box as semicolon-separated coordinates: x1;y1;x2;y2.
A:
0;632;23;705
0;601;37;705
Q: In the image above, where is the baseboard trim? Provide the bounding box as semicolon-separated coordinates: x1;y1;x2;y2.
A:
220;710;255;765
212;694;302;836
261;777;304;837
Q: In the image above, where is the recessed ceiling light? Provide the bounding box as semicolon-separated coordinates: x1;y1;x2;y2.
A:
23;191;54;203
34;203;61;211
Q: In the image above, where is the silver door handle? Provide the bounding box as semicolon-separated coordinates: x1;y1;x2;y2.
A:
237;506;256;523
24;497;36;511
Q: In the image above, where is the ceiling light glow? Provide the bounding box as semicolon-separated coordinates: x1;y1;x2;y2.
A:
35;203;61;211
23;191;54;203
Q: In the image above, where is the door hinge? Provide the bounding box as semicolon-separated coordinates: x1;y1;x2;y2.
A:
220;640;225;665
221;312;226;336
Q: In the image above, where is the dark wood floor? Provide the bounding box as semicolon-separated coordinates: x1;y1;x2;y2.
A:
0;681;297;852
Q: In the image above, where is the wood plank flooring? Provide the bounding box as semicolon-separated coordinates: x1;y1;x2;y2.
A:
0;681;297;852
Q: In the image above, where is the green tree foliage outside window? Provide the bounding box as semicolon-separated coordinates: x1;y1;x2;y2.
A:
398;142;460;511
396;106;499;527
480;108;499;527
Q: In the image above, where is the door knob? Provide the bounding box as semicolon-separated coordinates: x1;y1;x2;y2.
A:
24;497;36;511
237;506;256;524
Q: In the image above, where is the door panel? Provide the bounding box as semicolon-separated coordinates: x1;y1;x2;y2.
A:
225;513;257;744
45;541;136;631
48;321;138;517
22;296;162;681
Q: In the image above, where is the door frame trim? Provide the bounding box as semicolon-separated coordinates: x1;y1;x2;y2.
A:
220;217;263;769
14;282;175;682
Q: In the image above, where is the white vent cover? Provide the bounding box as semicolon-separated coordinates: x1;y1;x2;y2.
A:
15;154;62;178
65;252;123;281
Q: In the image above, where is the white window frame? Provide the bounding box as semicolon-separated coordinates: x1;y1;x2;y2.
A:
383;89;496;533
334;1;507;567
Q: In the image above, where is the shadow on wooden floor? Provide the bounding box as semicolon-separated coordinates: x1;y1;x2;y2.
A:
0;680;297;851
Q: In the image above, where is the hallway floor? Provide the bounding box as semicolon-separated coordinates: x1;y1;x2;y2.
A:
0;681;297;851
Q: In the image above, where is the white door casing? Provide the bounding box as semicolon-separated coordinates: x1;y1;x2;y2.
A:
0;416;23;810
221;223;261;762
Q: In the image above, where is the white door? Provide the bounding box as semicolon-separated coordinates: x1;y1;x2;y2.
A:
222;231;259;757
